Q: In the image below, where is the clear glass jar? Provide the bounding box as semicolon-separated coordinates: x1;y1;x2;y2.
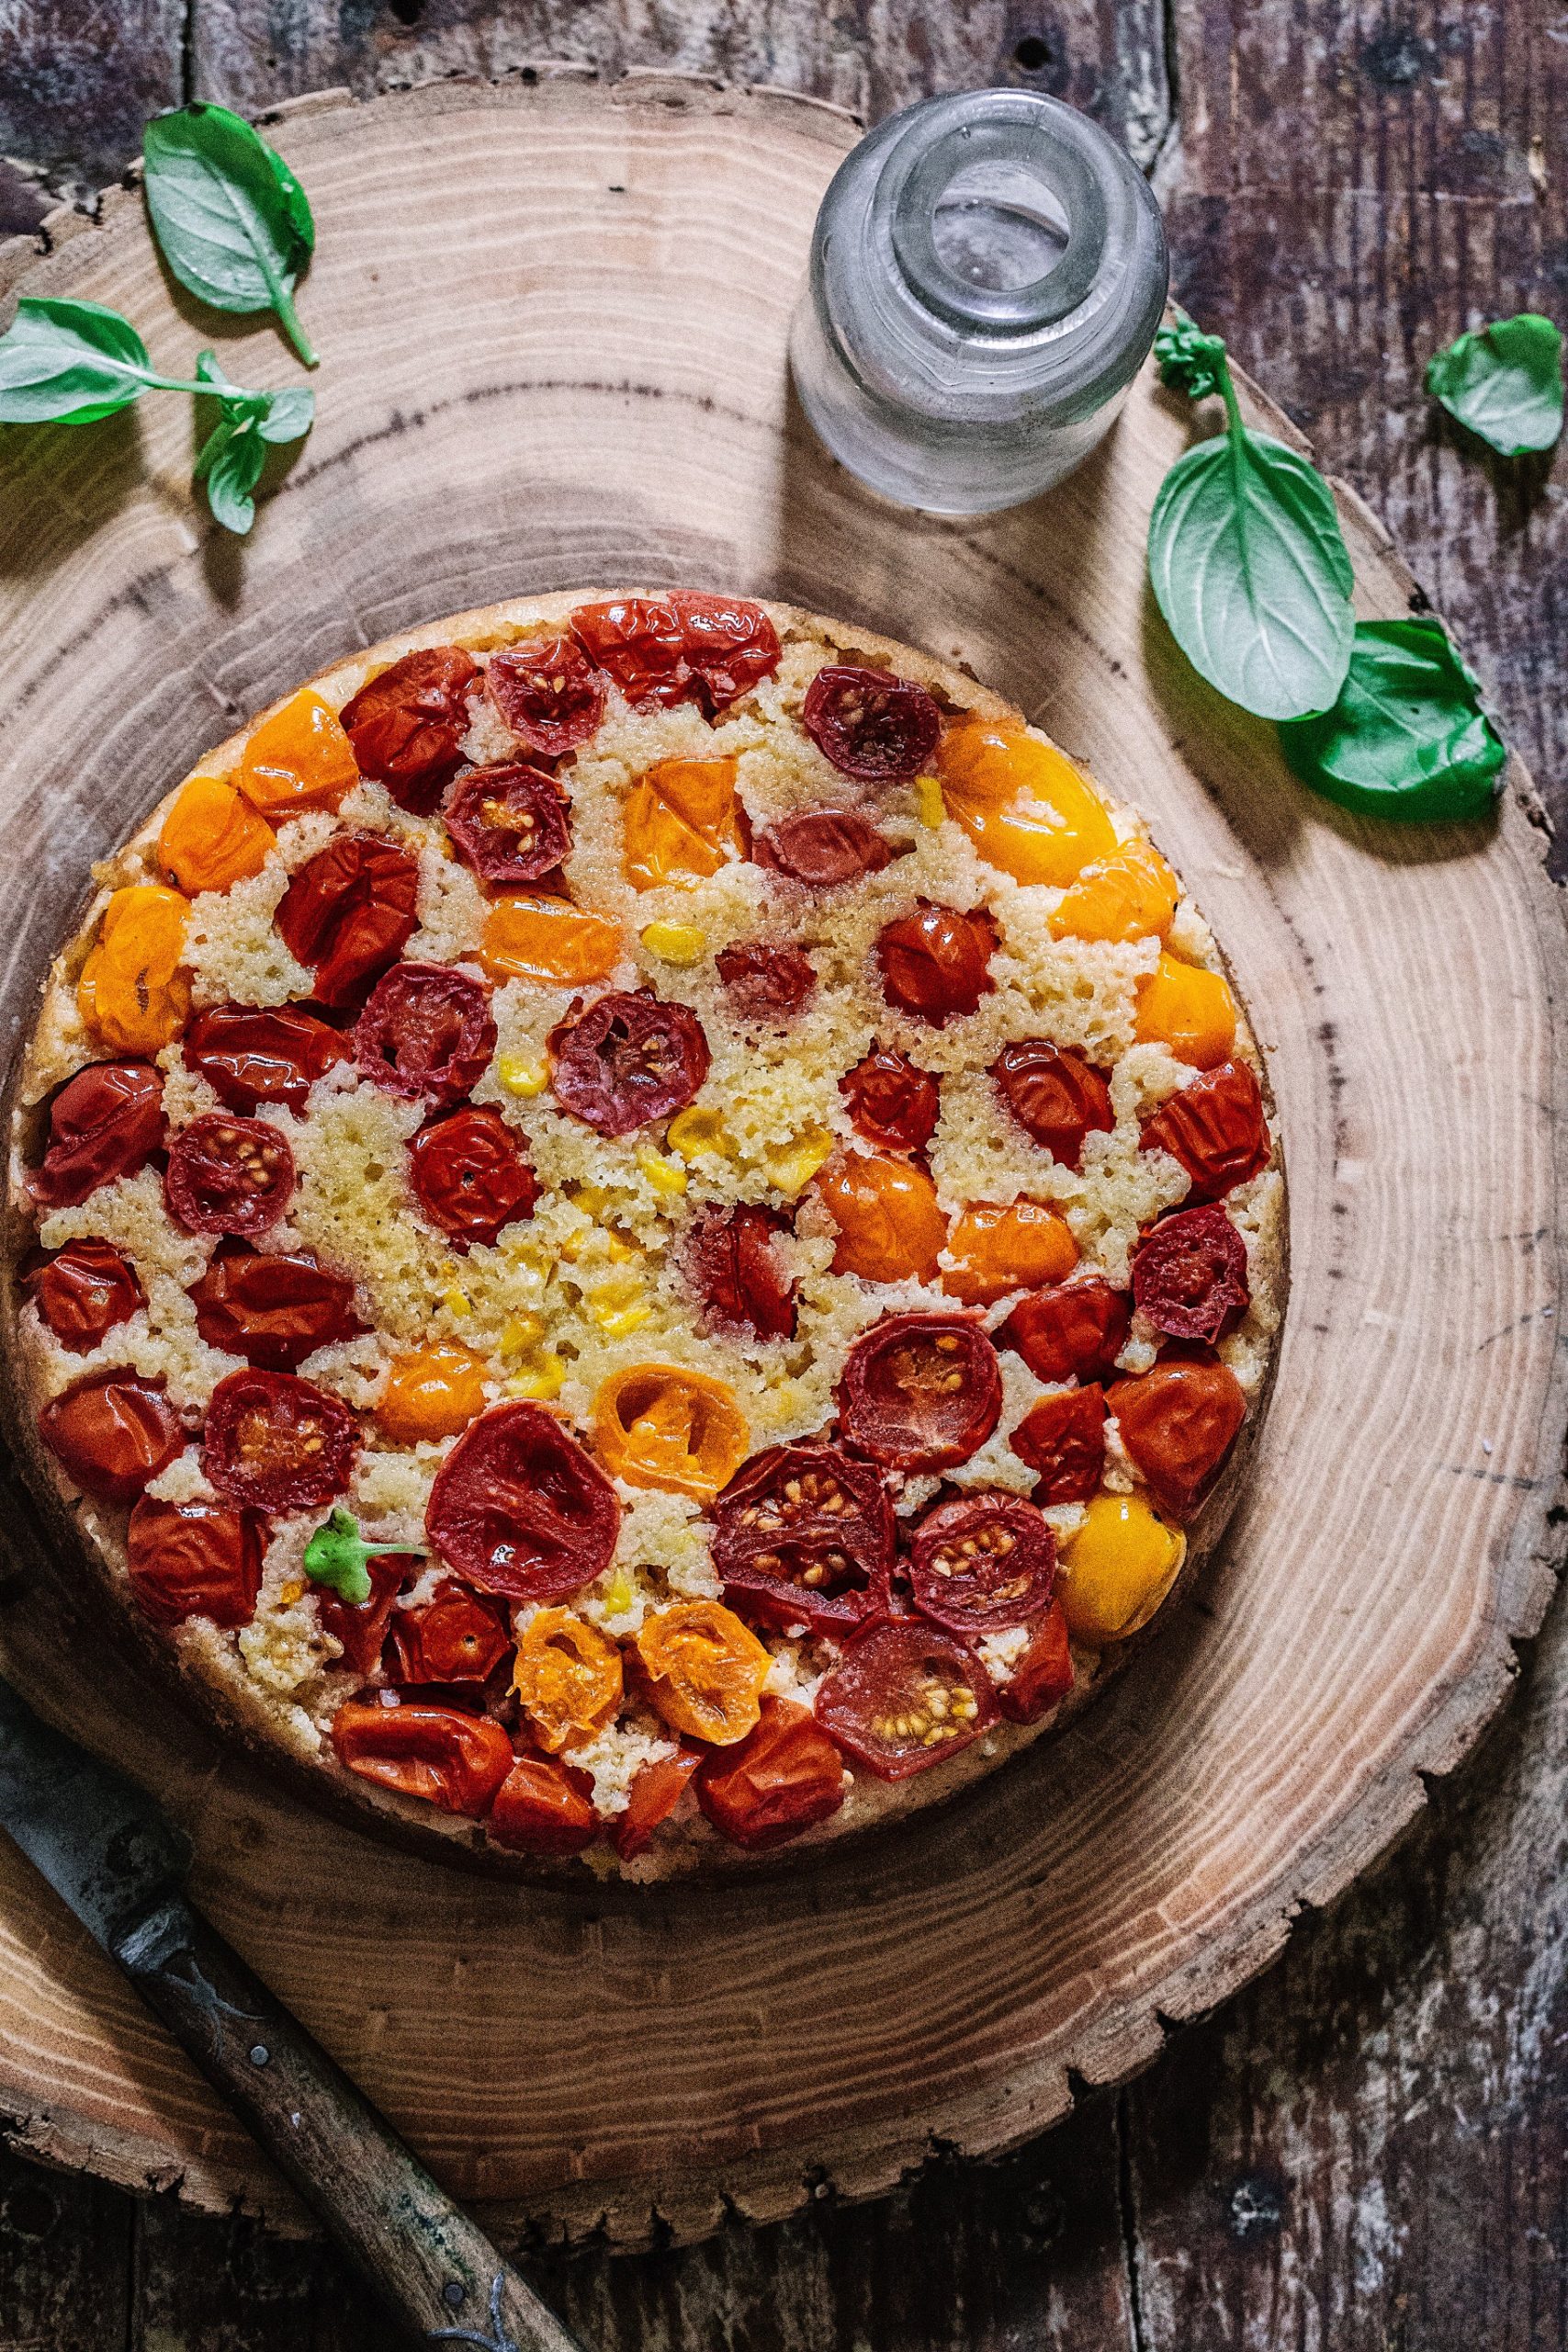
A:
790;89;1169;516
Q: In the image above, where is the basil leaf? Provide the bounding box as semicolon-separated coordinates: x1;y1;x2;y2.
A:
1155;307;1227;402
192;352;313;534
142;103;318;368
202;420;266;534
0;296;164;424
1278;619;1506;822
1425;313;1563;458
258;385;314;444
303;1506;417;1606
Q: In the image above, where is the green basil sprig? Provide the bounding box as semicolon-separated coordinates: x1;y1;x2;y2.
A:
303;1507;419;1608
142;103;318;369
1425;313;1563;458
1148;310;1355;722
1278;618;1506;824
194;351;313;535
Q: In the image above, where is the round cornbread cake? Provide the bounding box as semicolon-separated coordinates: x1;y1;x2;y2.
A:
6;591;1284;1880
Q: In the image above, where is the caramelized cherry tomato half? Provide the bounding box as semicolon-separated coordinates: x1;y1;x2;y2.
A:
685;1203;796;1341
816;1619;997;1781
942;1199;1077;1306
276;833;421;1009
634;1600;770;1746
38;1369;183;1504
716;942;816;1023
29;1061;164;1210
203;1368;358;1512
316;1550;413;1675
512;1607;623;1753
1010;1384;1107;1504
802;665;941;780
592;1364;749;1502
696;1697;846;1849
876;903;998;1024
386;1580;512;1685
340;647;480;815
26;1238;143;1353
998;1276;1131;1386
993;1039;1114;1168
840;1046;940;1155
444;763;572;888
184;1002;351;1116
613;1747;703;1860
125;1495;263;1629
190;1245;363;1372
354;962;496;1111
485;633;606;760
164;1114;295;1237
331;1697;513;1817
1131;1205;1249;1342
997;1600;1075;1724
548;990;710;1136
1140;1062;1271;1203
908;1491;1058;1636
818;1150;947;1284
570;592;780;715
408;1106;538;1251
669;589;783;712
1106;1358;1247;1521
839;1313;1003;1471
712;1441;895;1634
757;809;892;886
425;1400;621;1600
488;1752;599;1856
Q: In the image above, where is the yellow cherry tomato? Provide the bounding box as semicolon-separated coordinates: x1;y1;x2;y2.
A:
513;1608;623;1753
592;1364;750;1501
1133;952;1237;1069
77;885;191;1055
1060;1492;1186;1642
158;776;276;896
817;1150;949;1284
942;1199;1078;1306
1049;838;1179;944
479;894;622;985
623;757;741;889
635;1600;770;1745
236;689;360;816
937;717;1117;888
378;1343;491;1443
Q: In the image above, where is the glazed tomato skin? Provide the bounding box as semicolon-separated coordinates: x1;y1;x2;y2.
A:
444;763;572;888
696;1697;846;1849
276;833;421;1009
512;1607;623;1753
340;647;480;815
548;990;710;1136
840;1047;940;1154
614;1748;703;1860
876;903;998;1025
386;1580;511;1685
26;1238;144;1353
190;1245;362;1371
839;1314;1003;1471
668;590;783;711
758;809;892;886
634;1600;771;1746
908;1491;1058;1636
378;1343;491;1443
331;1697;513;1817
1105;1358;1247;1521
1140;1062;1270;1203
942;1199;1078;1306
623;756;740;888
125;1496;263;1629
997;1600;1075;1724
999;1276;1131;1386
425;1400;621;1600
237;690;359;817
355;962;497;1111
184;1002;351;1115
408;1107;537;1252
1010;1384;1107;1504
164;1114;295;1237
486;634;606;760
1131;1206;1250;1342
488;1753;599;1856
316;1551;412;1675
570;593;781;715
77;886;191;1057
38;1370;183;1504
1133;954;1237;1069
818;1150;948;1285
203;1368;359;1512
158;776;275;897
993;1040;1114;1168
937;718;1117;888
1049;838;1179;944
815;1619;998;1781
716;942;817;1023
592;1364;750;1502
712;1442;894;1634
685;1204;796;1340
802;666;941;780
29;1062;164;1210
479;894;623;986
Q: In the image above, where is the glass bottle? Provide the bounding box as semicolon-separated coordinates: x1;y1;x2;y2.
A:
790;89;1169;516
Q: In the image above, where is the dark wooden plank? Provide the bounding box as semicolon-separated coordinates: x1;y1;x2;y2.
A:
0;2;184;196
0;2137;130;2350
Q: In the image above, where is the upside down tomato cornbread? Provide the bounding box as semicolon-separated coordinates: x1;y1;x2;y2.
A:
9;591;1284;1876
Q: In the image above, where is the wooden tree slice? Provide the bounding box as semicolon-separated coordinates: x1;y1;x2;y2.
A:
0;74;1562;2249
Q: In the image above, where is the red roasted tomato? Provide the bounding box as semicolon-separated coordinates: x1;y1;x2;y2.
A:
164;1114;295;1237
876;904;998;1024
613;1747;703;1860
840;1046;941;1155
276;833;421;1008
425;1400;621;1600
354;962;497;1110
992;1040;1114;1168
386;1579;512;1685
757;809;892;886
548;990;710;1136
997;1600;1075;1724
1010;1385;1107;1504
189;1245;363;1372
316;1551;414;1675
1131;1205;1250;1342
839;1314;1003;1471
696;1697;846;1849
815;1619;998;1781
1105;1357;1247;1521
716;942;816;1023
488;1751;599;1856
685;1204;796;1340
340;646;479;814
203;1368;359;1512
1140;1061;1271;1202
711;1441;894;1634
570;592;780;715
409;1106;538;1251
998;1275;1130;1385
443;763;572;888
38;1369;183;1503
28;1061;164;1209
26;1238;144;1353
331;1696;513;1816
125;1495;263;1629
908;1491;1058;1635
485;634;606;760
802;665;941;780
184;1002;351;1115
669;590;783;711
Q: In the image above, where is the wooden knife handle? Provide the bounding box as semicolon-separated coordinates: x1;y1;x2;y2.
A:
115;1892;585;2352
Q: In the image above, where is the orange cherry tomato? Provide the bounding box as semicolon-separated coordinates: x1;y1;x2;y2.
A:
479;894;623;986
77;885;192;1055
1049;838;1179;944
592;1364;749;1502
937;718;1117;888
330;1697;513;1817
623;756;741;889
817;1150;948;1284
634;1600;770;1746
377;1344;491;1443
488;1752;598;1855
942;1199;1078;1306
614;1747;703;1860
512;1606;624;1752
236;690;360;816
1133;954;1237;1069
158;777;276;896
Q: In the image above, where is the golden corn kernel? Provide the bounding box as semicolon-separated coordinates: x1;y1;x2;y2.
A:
506;1355;564;1401
501;1313;545;1359
280;1579;306;1606
640;920;708;965
569;1183;615;1218
601;1569;634;1617
764;1125;834;1197
443;1286;471;1318
667;1106;734;1162
637;1146;689;1196
915;774;945;828
496;1053;547;1098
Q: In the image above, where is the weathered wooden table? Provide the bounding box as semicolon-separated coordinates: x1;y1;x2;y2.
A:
1;6;1564;2347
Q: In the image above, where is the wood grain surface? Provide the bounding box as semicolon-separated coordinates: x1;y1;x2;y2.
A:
0;8;1564;2350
